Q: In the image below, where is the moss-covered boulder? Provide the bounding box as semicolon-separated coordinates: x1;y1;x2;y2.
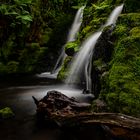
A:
99;23;140;117
65;42;79;56
0;107;15;119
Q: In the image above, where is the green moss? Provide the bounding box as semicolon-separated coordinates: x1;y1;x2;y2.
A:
57;56;72;80
118;13;140;28
0;107;15;119
40;28;52;45
101;36;140;117
93;59;104;68
81;25;93;38
111;36;140;64
129;27;140;36
92;3;111;15
65;41;79;53
113;25;128;38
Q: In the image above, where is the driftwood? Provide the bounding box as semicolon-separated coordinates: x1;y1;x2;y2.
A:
33;90;140;140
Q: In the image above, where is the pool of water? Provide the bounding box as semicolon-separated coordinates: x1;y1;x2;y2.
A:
0;75;109;140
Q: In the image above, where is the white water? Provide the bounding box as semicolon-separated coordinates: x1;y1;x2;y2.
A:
65;4;124;91
51;6;85;74
67;6;85;42
105;4;124;26
51;46;66;74
66;31;102;84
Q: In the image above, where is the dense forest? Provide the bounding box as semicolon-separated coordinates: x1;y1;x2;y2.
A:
0;0;140;139
0;0;87;74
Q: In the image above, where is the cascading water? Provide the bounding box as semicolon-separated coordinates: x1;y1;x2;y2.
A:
105;4;124;26
65;31;102;84
65;4;124;92
52;6;85;74
67;6;85;42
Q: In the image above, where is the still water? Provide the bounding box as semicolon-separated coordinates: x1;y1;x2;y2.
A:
0;75;108;140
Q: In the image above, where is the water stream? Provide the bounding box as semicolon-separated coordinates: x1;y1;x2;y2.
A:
0;76;97;140
51;6;85;74
65;4;124;92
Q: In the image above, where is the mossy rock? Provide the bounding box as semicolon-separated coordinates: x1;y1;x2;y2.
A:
65;42;79;56
57;56;72;80
0;107;15;119
111;36;140;65
129;27;140;37
113;24;128;38
118;13;140;28
102;36;140;117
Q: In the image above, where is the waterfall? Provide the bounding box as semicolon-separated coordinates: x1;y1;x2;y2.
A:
52;6;85;74
65;31;102;85
105;4;124;26
65;4;124;92
67;6;85;42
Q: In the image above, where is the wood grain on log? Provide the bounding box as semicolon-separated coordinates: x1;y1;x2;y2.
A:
33;90;140;140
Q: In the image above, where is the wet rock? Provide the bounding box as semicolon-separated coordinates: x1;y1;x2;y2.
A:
92;99;107;112
65;47;75;56
87;25;115;98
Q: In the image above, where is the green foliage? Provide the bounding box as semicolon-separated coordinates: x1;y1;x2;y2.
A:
0;35;15;61
0;0;34;74
113;25;128;38
65;41;79;52
118;13;140;28
92;3;110;15
97;1;140;116
0;0;87;75
0;0;32;27
7;61;19;73
18;43;41;73
129;27;140;37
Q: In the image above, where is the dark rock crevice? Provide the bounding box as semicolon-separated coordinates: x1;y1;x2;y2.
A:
89;25;115;100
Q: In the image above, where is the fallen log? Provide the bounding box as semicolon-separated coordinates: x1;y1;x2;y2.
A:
33;90;140;140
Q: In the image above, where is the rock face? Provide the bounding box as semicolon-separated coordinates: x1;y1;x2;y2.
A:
89;25;115;99
65;47;75;56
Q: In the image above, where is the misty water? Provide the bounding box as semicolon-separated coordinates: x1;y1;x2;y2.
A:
0;76;104;140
